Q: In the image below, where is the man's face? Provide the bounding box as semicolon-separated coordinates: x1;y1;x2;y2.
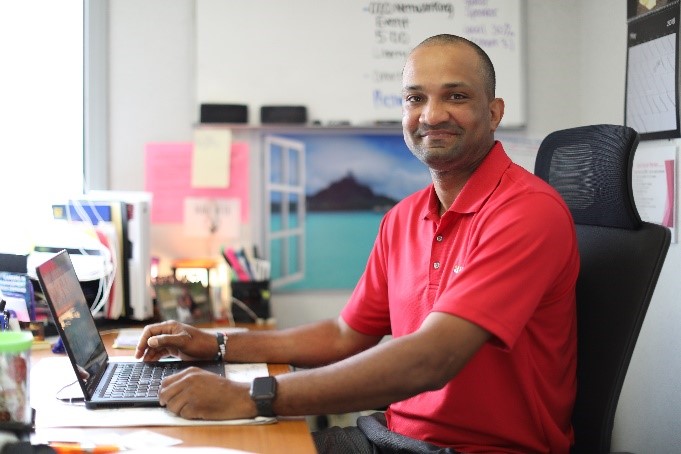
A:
401;44;503;173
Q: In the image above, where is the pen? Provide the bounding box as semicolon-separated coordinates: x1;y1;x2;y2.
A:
237;247;255;279
48;442;122;453
225;248;251;281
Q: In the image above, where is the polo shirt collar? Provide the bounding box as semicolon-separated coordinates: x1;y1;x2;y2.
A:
423;141;511;219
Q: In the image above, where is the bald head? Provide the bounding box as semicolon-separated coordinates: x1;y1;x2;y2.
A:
409;34;496;100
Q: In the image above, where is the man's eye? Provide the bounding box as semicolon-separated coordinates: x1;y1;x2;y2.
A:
404;95;422;103
449;93;466;100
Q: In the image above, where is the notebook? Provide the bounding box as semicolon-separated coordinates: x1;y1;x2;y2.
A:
36;249;225;409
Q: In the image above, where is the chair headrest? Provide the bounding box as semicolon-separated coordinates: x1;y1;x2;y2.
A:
534;124;641;229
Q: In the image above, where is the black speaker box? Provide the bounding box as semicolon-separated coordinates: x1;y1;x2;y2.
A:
200;104;248;124
260;105;307;124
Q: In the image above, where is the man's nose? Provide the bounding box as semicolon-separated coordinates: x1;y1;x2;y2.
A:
420;100;448;125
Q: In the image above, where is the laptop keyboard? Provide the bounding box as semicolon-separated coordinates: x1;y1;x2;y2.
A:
101;362;183;399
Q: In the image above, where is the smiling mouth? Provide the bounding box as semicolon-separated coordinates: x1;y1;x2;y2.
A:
423;131;455;138
419;130;460;141
418;125;461;136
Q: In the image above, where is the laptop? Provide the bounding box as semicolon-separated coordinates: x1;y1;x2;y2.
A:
36;249;225;409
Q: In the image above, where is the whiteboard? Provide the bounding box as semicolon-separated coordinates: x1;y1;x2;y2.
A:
196;0;525;127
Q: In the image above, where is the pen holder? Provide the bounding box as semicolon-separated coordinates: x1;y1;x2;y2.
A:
230;280;270;323
0;331;33;432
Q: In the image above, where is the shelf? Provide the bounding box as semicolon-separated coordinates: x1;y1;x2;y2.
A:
194;123;403;135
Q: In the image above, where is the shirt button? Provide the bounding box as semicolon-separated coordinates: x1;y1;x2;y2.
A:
436;235;443;242
433;262;440;269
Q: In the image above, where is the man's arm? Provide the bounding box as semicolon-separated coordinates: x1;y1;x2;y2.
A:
273;312;490;416
226;317;384;367
153;312;490;420
135;317;383;368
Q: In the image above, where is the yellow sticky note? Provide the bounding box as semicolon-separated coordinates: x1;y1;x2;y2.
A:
192;128;232;188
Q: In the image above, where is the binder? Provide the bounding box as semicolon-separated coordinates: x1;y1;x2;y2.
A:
52;200;128;318
51;191;153;321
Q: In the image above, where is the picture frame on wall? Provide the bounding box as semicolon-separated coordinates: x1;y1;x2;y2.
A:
625;1;681;140
265;133;431;291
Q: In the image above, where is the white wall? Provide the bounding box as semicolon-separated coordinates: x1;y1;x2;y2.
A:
106;1;681;451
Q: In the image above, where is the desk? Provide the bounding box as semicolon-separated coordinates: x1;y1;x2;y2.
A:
30;327;316;454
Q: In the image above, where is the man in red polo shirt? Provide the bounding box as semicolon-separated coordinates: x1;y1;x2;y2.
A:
137;34;579;453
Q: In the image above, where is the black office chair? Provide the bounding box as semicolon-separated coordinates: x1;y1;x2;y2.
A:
534;124;671;454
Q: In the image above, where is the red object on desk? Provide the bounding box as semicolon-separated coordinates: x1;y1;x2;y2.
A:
48;442;121;453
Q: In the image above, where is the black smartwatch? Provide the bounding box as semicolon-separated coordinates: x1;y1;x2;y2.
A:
250;376;277;417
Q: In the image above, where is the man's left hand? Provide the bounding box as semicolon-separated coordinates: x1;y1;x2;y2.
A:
159;366;256;420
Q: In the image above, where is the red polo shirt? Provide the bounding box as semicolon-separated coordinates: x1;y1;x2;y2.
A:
341;142;579;453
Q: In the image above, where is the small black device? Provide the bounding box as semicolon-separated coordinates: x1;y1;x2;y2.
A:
250;376;277;417
200;103;248;124
260;105;307;124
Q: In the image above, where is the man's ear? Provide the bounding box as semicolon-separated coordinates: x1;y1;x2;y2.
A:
489;97;505;132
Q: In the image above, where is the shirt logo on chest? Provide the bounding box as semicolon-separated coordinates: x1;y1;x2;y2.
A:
453;265;464;274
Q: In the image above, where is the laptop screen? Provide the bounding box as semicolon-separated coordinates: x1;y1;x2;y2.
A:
37;250;108;396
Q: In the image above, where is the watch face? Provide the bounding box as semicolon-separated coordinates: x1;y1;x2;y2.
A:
251;376;276;398
251;377;277;417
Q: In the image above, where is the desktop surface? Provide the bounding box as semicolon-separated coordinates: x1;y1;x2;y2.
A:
30;325;316;454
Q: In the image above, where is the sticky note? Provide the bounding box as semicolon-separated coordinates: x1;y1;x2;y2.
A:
191;127;232;188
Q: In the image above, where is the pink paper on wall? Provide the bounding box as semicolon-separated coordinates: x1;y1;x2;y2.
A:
144;142;250;224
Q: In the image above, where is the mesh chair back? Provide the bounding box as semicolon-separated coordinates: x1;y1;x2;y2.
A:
534;124;641;228
534;124;671;453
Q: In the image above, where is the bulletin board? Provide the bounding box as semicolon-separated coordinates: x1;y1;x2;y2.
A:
195;0;526;128
144;142;250;226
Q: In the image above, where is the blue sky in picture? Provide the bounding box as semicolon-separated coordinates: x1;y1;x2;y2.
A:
288;134;432;200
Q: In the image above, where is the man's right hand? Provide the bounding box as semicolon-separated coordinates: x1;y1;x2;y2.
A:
135;320;219;362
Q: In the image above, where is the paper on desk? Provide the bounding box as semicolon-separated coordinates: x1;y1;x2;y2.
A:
32;429;182;451
31;356;275;428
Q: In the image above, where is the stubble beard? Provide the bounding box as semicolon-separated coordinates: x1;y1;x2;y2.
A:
408;136;465;172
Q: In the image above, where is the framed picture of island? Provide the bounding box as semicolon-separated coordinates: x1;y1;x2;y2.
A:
265;132;431;290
